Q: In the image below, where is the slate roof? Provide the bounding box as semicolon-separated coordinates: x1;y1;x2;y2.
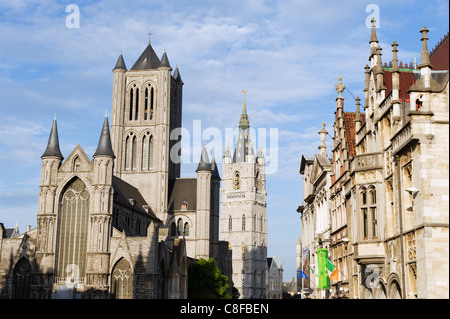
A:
167;178;197;212
196;146;212;172
93;116;115;158
130;43;161;71
112;176;159;221
42;118;64;159
113;53;127;70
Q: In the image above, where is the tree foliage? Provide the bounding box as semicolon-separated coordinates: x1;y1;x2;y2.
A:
188;258;231;299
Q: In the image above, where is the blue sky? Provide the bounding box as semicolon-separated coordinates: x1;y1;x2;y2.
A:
0;0;448;281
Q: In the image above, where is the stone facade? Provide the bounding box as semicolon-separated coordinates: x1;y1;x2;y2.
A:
298;21;449;299
219;94;268;299
0;42;223;299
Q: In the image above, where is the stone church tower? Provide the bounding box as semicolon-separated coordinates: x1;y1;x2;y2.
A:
110;43;183;224
220;93;267;299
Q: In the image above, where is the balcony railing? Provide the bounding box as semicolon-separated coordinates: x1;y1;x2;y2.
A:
352;152;383;172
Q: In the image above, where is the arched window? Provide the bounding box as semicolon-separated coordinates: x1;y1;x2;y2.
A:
111;258;133;299
184;222;190;237
170;222;177;237
242;214;246;231
129;87;134;121
57;177;89;282
142;132;154;170
134;88;139;120
13;258;32;299
177;218;183;236
125;133;137;171
144;84;155;120
228;216;232;231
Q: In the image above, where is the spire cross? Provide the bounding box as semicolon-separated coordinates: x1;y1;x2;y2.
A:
147;27;153;44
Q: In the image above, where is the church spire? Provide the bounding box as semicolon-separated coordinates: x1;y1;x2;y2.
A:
239;89;250;130
42;116;63;159
196;144;212;172
93;115;115;158
113;53;127;71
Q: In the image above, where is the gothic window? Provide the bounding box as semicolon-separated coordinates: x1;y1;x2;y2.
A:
111;258;133;299
125;133;137;171
72;156;81;172
57;177;89;282
242;215;246;231
184;222;190;237
228;216;232;231
177;218;184;236
13;258;32;299
135;88;139;120
144;87;148;120
170;222;177;237
129;87;134;121
142;132;154;170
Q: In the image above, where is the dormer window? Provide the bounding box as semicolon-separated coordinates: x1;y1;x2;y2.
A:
129;198;136;206
181;201;188;211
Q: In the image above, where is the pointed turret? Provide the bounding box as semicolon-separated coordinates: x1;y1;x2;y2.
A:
42;116;63;159
160;50;171;69
211;153;221;180
130;43;161;71
93;115;115;158
173;66;183;84
257;146;264;159
196;145;212;172
113;53;127;71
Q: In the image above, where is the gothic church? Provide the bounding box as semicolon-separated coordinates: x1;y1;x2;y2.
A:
0;42;222;299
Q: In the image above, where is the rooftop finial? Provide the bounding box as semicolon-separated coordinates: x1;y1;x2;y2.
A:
370;18;378;43
391;41;399;72
335;76;345;98
418;26;433;69
239;89;249;129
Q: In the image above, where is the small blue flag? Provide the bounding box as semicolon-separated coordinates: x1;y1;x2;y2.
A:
299;270;309;280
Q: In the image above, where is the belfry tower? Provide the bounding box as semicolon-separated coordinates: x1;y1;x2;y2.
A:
110;41;183;222
220;91;267;299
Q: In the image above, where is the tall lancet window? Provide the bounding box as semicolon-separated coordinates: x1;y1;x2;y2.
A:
56;177;89;283
125;133;137;171
142;132;154;170
129;87;134;121
135;88;139;121
144;87;149;120
131;135;137;170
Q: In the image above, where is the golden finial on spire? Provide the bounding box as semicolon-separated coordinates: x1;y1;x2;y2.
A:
147;27;153;44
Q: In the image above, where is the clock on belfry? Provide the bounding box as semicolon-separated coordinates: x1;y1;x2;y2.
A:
232;173;241;190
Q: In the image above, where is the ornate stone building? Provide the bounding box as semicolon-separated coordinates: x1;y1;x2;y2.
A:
266;254;283;299
350;22;449;299
219;94;268;299
298;20;449;299
298;123;333;298
0;42;224;299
